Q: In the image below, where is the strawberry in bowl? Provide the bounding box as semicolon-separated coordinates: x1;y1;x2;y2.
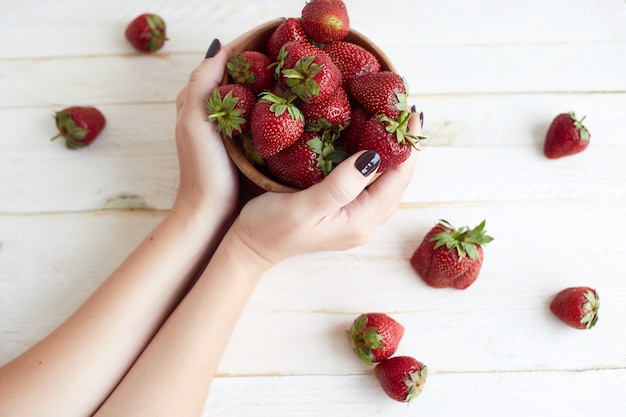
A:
206;0;423;194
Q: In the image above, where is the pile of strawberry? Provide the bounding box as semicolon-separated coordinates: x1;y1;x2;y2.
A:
206;0;422;189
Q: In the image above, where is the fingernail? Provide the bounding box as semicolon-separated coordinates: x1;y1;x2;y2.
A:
205;39;221;59
411;105;416;114
419;111;424;129
355;150;381;177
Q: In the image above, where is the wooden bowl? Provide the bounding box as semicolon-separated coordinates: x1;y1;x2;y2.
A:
221;19;397;195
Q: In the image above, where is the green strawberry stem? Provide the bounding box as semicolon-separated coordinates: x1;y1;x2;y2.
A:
569;111;591;141
282;55;323;102
259;92;304;121
429;219;494;260
378;110;425;149
581;289;600;329
204;89;247;139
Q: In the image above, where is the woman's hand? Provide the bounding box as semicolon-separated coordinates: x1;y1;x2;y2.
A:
172;39;240;227
231;113;421;268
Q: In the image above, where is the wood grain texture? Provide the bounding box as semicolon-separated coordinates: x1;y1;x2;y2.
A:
1;0;625;415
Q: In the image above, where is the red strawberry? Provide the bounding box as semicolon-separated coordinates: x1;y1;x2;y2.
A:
374;356;428;403
266;18;308;61
410;220;493;290
349;71;409;119
227;51;273;94
282;52;341;104
357;111;422;172
125;13;168;53
550;287;599;329
340;106;369;154
544;112;591;159
204;84;256;138
324;41;381;87
273;41;324;91
250;92;305;158
301;0;350;44
280;41;324;69
300;86;351;130
52;106;106;149
266;130;346;189
346;313;405;366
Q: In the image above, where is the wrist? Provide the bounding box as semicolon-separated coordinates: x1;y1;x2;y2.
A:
219;222;275;283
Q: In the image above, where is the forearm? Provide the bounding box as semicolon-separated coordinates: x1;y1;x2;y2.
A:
94;225;271;417
0;207;229;417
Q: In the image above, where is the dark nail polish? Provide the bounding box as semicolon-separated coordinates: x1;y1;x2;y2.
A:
205;39;221;59
355;150;381;177
410;104;416;114
419;111;424;129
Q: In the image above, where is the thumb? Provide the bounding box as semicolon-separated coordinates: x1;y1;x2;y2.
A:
302;150;381;213
185;40;230;104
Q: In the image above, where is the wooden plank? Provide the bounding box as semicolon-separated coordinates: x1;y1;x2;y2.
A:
202;370;626;417
417;93;626;146
3;94;624;154
1;143;623;213
1;0;625;58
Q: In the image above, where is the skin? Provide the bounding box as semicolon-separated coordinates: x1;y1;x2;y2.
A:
0;31;420;417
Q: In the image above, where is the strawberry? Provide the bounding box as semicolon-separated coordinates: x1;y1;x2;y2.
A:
301;0;350;44
324;41;381;87
374;356;428;403
204;84;256;139
52;106;106;149
273;41;324;91
227;51;273;94
550;287;599;329
544;111;591;159
282;52;341;104
357;111;422;172
250;92;305;158
340;106;369;154
266;130;346;189
300;86;351;130
346;313;405;366
349;71;409;120
266;18;308;61
410;220;493;290
125;13;168;53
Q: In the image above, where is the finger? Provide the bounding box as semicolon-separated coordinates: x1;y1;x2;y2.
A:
299;150;381;215
349;109;422;221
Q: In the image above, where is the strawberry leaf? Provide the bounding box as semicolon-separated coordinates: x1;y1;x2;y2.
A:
429;219;493;260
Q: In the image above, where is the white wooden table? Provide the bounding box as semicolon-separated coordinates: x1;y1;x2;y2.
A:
1;0;625;415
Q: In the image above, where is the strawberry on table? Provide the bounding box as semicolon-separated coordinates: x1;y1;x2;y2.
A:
227;51;273;94
52;106;106;149
550;287;599;329
410;219;493;290
204;84;256;139
125;13;168;53
346;313;405;366
250;92;305;158
374;356;428;403
544;111;591;159
301;0;350;44
357;111;422;172
349;71;409;120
